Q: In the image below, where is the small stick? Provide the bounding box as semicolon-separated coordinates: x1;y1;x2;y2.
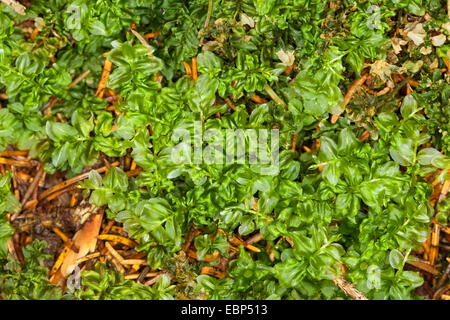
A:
406;259;440;275
130;160;137;171
144;272;165;286
40;96;59;113
376;86;391;96
432;285;450;300
437;263;450;289
76;252;101;264
245;233;263;246
6;239;18;260
204;0;213;29
38;162;119;201
106;254;125;273
332;75;369;124
121;259;148;265
264;84;287;108
67;69;91;90
45;185;78;202
333;277;368;300
21;166;44;206
187;250;220;262
137;266;151;283
0;150;28;157
0;157;34;167
224;98;236;111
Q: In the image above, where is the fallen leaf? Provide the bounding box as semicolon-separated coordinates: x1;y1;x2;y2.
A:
240;13;255;28
60;209;103;277
392;37;407;54
369;59;406;82
442;22;450;34
420;46;432;55
406;23;427;46
276;49;295;66
431;34;447;47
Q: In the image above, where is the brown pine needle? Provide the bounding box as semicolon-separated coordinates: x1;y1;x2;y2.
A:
143;31;160;39
70;191;78;207
144;272;165;286
96;59;112;98
192;57;198;82
284;64;295;76
46;185;78;202
406;258;440;275
53;227;70;243
359;130;370;142
76;252;101;264
105;242;125;263
332;74;369;123
30;28;38;41
201;266;226;278
121;259;148;265
21;166;44;206
439;180;450;203
183;61;192;76
125;272;159;280
130;160;137;171
0;150;28;157
250;95;268;104
292;133;298;152
51;245;71;275
224;97;237;111
245;233;263;246
443;58;450;71
97;234;137;247
246;244;261;253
